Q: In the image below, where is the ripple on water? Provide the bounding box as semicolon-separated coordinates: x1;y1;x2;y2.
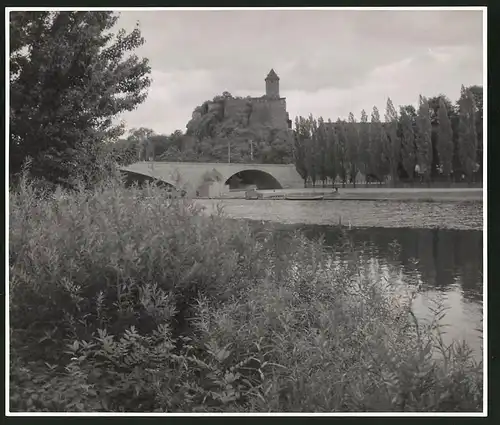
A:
195;199;483;231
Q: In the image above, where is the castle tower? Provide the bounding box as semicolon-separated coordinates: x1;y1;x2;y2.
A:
265;68;280;99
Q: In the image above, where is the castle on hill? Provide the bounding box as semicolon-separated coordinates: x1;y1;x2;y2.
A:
189;69;292;131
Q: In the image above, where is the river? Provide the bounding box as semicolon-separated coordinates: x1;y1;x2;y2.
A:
196;198;484;361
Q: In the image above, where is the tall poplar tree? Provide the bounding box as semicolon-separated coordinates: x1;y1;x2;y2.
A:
399;105;417;184
437;97;454;184
346;112;360;187
325;120;338;187
457;85;478;182
384;98;401;187
358;109;371;185
369;106;389;183
308;115;319;187
293;116;309;187
335;119;349;187
316;117;329;187
416;95;433;184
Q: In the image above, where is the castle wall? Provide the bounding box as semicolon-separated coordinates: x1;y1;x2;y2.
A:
188;71;289;132
245;98;287;130
267;98;288;130
248;100;272;127
224;98;252;125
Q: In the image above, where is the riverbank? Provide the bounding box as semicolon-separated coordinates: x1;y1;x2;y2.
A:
218;188;483;202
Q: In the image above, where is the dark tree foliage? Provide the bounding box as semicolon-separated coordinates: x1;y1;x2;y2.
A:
10;11;151;186
291;85;482;187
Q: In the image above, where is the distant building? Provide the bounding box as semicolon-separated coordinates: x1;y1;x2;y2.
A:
265;68;280;99
189;69;292;131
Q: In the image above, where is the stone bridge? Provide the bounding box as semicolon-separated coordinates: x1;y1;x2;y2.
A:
120;161;304;197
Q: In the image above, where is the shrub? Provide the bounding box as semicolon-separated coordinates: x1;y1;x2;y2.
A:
9;175;483;412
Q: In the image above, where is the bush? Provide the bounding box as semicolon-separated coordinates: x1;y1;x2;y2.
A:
9;175;482;412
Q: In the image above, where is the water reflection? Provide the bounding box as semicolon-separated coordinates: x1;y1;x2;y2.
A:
299;226;483;303
292;225;483;358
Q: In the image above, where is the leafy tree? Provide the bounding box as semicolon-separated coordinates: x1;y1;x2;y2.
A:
335;119;349;187
261;128;293;164
358;109;371;185
399;105;417;183
467;85;483;179
308;115;320;187
415;95;433;184
108;138;139;166
128;127;155;142
147;134;171;160
436;97;454;184
128;127;156;161
369;107;389;183
325;120;338;187
427;95;455;180
400;105;418;124
266;137;293;164
293;116;309;187
346;112;360;187
457;85;478;183
10;11;151;186
316;118;329;187
384;98;400;187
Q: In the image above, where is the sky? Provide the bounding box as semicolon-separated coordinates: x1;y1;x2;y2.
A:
116;8;484;136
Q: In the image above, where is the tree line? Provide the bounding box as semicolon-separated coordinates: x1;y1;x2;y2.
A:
293;86;482;187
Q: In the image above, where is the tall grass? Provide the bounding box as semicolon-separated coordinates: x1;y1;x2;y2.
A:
9;173;483;412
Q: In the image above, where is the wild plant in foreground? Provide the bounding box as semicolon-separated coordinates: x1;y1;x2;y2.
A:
9;176;482;412
10;174;264;360
190;251;482;412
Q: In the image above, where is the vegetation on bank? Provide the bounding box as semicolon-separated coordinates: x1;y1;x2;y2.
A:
9;172;483;413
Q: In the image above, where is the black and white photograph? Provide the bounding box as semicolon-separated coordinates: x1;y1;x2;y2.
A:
7;7;486;415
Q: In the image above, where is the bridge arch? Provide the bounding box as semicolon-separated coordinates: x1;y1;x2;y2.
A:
120;170;177;190
225;169;283;190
